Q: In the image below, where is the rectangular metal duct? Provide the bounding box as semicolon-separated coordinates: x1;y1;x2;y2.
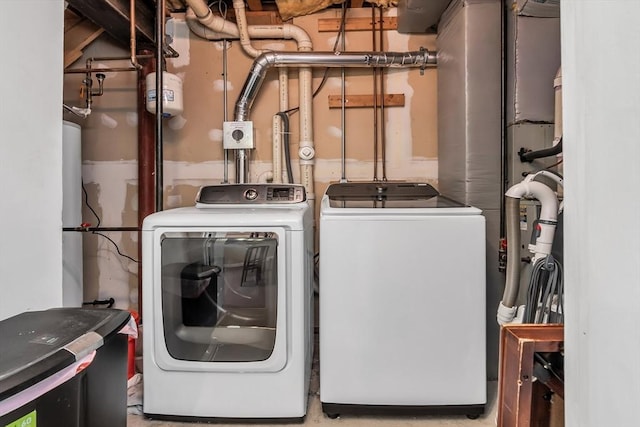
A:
436;0;503;380
397;0;452;33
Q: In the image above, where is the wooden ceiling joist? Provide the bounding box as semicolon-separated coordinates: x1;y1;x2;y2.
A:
246;0;264;11
66;0;156;48
64;10;105;68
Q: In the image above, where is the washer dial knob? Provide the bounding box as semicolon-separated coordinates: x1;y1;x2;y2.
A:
244;188;258;201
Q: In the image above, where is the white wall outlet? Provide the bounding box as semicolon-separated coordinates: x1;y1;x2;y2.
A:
223;121;254;149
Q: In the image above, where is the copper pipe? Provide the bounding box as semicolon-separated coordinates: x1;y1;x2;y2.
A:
379;7;387;181
130;0;142;69
137;50;156;320
371;7;379;181
64;67;138;74
63;227;139;232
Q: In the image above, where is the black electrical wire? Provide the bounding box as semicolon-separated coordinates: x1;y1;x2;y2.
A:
524;255;564;324
275;112;294;183
519;137;563;163
81;180;139;263
313;252;320;295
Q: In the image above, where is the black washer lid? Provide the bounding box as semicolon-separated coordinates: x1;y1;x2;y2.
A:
326;182;439;200
0;308;130;400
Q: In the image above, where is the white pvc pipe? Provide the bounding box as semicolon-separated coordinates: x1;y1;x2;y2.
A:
233;0;262;57
274;68;288;184
185;2;240;37
505;181;559;261
525;170;564;188
298;68;314;213
554;66;563;144
272;114;283;184
185;8;314;48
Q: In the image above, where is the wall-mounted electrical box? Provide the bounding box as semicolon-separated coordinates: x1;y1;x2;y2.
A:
223;121;254;150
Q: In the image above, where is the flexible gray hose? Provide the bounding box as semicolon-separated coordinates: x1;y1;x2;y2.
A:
502;196;522;307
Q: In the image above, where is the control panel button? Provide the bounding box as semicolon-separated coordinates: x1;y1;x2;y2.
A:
232;129;244;141
244;188;258;201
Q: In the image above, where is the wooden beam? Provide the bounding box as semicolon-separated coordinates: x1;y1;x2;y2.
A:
328;94;405;108
350;0;365;7
64;18;105;68
225;10;283;25
318;16;398;32
66;0;155;46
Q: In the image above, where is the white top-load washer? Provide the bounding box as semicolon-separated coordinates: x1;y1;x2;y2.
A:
319;182;486;418
142;184;314;421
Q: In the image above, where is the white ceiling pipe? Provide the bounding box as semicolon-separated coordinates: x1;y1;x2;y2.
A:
184;2;240;37
184;7;315;47
233;0;262;58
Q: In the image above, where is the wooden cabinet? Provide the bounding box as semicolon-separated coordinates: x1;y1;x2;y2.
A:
497;324;564;427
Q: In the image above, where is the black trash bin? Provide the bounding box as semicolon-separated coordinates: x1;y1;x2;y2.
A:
0;308;131;427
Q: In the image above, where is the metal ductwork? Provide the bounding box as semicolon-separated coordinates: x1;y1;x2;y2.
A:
397;0;451;34
234;50;437;121
231;49;437;184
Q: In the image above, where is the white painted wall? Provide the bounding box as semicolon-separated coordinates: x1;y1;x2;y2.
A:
0;0;64;319
563;1;640;426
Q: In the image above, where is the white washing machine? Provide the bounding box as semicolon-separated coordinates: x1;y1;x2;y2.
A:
142;184;314;421
319;182;486;418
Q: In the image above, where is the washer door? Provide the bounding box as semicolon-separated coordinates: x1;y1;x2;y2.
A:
152;228;288;372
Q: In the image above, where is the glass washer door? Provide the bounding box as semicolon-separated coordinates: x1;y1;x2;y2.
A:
153;227;288;372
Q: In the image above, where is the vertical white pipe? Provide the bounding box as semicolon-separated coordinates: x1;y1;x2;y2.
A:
272;68;288;183
232;0;263;57
298;64;315;212
553;67;563;144
185;0;316;198
272;114;283;184
62;121;83;307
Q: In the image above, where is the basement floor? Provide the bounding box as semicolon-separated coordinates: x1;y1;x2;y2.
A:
127;336;497;427
128;384;498;426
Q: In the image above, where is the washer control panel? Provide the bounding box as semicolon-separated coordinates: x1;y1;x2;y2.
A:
197;184;306;205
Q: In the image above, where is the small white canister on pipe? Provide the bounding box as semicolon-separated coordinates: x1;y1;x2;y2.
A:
146;71;183;117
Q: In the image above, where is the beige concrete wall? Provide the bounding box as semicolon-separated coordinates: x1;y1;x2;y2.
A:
62;7;438;311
